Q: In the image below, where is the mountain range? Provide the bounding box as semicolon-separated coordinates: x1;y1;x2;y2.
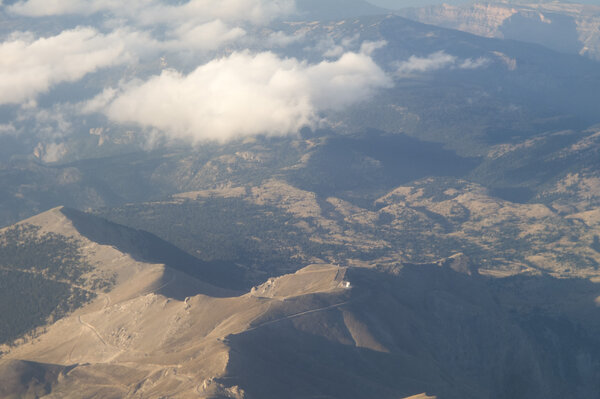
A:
1;1;600;398
2;207;600;398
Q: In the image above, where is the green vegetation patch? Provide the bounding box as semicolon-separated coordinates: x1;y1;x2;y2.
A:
95;197;346;279
0;270;92;345
0;224;93;283
0;224;97;345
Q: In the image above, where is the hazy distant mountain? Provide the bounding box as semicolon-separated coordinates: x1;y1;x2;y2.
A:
369;0;600;8
399;1;600;60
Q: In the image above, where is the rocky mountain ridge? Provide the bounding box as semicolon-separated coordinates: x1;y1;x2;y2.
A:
2;208;600;398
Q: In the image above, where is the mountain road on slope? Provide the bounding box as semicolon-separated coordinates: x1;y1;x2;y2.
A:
244;290;370;333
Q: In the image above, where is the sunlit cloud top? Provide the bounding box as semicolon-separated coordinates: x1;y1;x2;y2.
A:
7;0;296;25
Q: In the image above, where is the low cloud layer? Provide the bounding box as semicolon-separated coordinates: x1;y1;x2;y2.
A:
6;0;297;59
3;0;299;86
8;0;296;25
1;0;397;147
396;51;489;76
85;50;392;142
0;28;131;105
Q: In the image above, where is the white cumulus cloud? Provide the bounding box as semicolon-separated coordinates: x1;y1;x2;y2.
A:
395;51;457;75
6;0;298;66
459;57;490;69
0;27;132;105
8;0;296;25
0;123;17;135
171;19;246;52
85;50;392;142
395;51;490;76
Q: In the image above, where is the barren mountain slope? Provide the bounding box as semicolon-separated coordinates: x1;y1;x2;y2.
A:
0;254;357;397
0;206;238;348
1;208;600;398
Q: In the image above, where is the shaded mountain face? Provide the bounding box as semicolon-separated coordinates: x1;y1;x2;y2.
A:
225;265;600;399
0;360;74;399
